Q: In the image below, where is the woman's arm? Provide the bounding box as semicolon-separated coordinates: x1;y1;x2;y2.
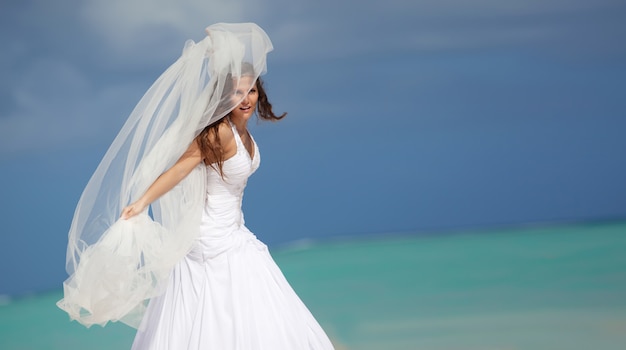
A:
121;139;204;219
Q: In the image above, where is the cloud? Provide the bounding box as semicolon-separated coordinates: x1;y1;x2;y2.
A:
0;58;141;157
1;0;624;158
265;0;626;60
78;0;264;65
1;59;86;154
75;0;619;63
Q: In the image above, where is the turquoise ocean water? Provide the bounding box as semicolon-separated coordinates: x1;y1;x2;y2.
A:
1;221;625;349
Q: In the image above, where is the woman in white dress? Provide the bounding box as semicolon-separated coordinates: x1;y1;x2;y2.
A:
57;23;335;349
126;68;333;349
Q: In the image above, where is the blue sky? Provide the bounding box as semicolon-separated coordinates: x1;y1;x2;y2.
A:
1;0;625;295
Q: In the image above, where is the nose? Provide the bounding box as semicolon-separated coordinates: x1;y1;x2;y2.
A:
241;92;250;105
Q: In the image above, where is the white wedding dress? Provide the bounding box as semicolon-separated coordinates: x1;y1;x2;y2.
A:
131;120;334;349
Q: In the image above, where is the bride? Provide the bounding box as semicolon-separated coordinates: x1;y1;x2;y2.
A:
58;22;335;349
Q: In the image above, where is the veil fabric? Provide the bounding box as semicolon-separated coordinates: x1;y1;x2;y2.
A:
57;23;274;328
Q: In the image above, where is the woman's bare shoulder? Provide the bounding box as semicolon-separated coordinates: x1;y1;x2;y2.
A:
197;118;236;163
198;119;234;144
216;119;235;145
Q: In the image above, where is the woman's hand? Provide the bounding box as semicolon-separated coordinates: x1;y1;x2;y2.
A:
121;201;147;220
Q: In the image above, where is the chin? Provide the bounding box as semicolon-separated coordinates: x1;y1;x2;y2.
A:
231;113;253;122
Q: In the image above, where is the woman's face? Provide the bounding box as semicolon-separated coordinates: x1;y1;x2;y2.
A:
229;76;258;123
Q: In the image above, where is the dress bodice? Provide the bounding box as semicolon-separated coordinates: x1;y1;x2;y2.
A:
192;120;261;260
203;120;260;227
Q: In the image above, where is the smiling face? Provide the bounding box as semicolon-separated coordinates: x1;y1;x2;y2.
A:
229;76;258;124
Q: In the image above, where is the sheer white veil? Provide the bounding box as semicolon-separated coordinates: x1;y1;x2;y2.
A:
57;23;274;328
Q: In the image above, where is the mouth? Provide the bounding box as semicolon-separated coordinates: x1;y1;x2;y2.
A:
240;106;251;112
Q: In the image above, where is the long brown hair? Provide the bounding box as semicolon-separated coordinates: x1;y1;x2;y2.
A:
197;75;286;177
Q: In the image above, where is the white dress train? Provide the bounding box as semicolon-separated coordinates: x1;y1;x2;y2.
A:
131;121;334;349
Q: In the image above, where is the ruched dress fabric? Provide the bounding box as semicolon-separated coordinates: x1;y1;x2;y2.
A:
131;121;334;350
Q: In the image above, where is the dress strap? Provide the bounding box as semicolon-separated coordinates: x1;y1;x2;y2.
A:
226;117;256;160
227;117;245;151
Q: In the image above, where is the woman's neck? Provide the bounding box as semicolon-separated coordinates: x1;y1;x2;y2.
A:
228;115;248;134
